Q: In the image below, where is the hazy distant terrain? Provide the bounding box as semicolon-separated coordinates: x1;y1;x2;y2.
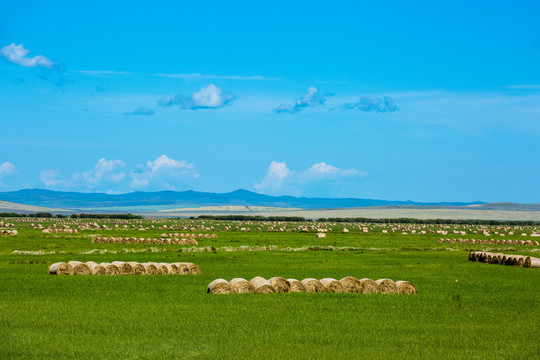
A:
1;189;539;220
0;188;485;209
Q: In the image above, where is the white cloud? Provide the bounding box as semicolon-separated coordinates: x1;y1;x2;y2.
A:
273;87;333;114
255;161;365;194
37;156;198;192
130;155;198;189
39;170;65;187
0;43;54;68
158;84;237;109
0;161;16;186
302;162;364;179
78;159;126;188
254;161;291;193
0;161;15;176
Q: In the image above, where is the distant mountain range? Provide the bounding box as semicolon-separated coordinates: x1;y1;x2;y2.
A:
0;188;490;211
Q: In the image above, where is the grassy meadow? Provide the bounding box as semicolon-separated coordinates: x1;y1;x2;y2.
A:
0;219;539;359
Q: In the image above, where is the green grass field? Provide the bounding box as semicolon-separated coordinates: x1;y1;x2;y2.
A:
1;219;539;359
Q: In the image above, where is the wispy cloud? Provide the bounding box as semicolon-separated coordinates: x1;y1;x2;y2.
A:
76;159;126;188
273;87;333;114
41;159;126;190
71;70;133;77
123;107;154;116
155;73;272;81
1;43;67;86
0;44;55;68
158;84;236;110
130;155;198;189
255;161;365;195
39;170;66;187
72;70;272;81
339;96;398;113
0;161;16;187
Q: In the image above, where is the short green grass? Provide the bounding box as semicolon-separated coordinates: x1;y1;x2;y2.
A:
0;219;539;359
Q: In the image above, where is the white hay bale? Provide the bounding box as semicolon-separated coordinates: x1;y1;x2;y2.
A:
340;276;362;293
524;256;540;268
375;279;397;294
268;277;290;293
68;261;90;275
301;278;325;293
230;278;255;294
250;276;275;293
99;263;120;275
111;261;132;275
48;262;73;275
207;279;232;294
395;280;419;294
320;278;343;293
359;278;379;294
85;261;106;275
141;263;158;275
127;262;146;275
286;279;306;292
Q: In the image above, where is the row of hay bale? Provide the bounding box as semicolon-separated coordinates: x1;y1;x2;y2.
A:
160;233;218;238
208;276;418;295
439;238;538;246
91;236;198;245
468;251;540;268
0;229;18;235
48;261;201;275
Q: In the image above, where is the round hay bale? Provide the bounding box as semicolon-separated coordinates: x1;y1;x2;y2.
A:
376;279;397;294
141;263;158;275
320;278;343;293
85;261;106;275
48;262;73;275
68;261;90;275
395;280;419;294
250;276;275;293
340;276;362;293
478;252;488;263
185;263;201;274
524;256;540;268
99;263;120;276
111;261;132;275
157;263;176;274
207;279;232;294
172;263;189;274
127;262;146;275
230;278;255;294
301;278;325;293
268;277;290;293
168;263;179;275
150;263;167;274
504;255;517;266
359;278;379;294
286;279;306;293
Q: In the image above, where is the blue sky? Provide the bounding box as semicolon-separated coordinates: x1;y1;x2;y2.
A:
0;0;539;202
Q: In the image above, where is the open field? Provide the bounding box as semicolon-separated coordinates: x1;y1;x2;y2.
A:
149;208;540;221
1;218;539;359
0;200;69;213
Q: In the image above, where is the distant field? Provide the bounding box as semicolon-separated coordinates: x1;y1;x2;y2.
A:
1;218;539;359
0;200;68;213
3;198;540;221
144;207;540;221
